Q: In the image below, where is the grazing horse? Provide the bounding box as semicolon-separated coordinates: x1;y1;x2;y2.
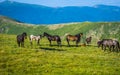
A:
97;39;113;51
97;39;120;52
43;32;61;46
86;36;92;45
66;33;83;47
29;35;42;45
17;32;27;47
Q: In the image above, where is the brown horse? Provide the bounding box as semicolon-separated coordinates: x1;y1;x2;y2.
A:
66;33;83;47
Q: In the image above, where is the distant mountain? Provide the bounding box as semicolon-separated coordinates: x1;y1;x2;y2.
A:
0;0;120;24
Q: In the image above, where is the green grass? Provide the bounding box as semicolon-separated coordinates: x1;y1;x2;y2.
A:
0;34;120;75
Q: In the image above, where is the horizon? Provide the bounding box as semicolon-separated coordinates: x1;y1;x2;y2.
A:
0;0;120;7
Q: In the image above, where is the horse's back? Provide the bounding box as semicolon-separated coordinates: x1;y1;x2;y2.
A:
17;34;24;42
66;35;78;41
54;35;61;42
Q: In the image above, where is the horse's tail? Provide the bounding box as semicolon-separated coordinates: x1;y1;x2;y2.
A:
58;37;61;42
66;36;69;42
117;41;120;51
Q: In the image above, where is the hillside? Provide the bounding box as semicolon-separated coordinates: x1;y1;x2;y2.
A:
0;16;120;43
0;0;120;24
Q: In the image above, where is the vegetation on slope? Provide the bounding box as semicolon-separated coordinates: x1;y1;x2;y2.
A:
0;16;120;43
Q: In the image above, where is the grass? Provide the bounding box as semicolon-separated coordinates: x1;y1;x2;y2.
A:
0;34;120;75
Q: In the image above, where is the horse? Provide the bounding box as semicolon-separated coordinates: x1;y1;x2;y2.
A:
29;34;42;45
17;32;27;47
97;39;120;52
97;39;113;51
86;36;92;45
66;33;83;47
43;32;61;46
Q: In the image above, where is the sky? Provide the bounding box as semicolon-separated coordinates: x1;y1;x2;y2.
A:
1;0;120;7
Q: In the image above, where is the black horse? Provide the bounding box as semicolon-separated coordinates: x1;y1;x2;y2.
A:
97;39;120;52
66;33;83;47
86;36;92;45
43;32;61;46
17;32;27;47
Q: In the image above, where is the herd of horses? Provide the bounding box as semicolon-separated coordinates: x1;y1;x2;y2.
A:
17;32;120;52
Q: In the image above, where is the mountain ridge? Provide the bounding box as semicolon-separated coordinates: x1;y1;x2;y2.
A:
0;0;120;24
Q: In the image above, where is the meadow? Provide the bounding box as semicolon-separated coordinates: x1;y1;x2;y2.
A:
0;34;120;75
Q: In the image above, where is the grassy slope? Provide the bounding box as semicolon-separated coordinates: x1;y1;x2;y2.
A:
0;34;120;75
0;20;120;43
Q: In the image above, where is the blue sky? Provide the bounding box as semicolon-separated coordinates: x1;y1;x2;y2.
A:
1;0;120;7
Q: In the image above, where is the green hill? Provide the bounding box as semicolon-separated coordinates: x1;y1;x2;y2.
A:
0;16;120;43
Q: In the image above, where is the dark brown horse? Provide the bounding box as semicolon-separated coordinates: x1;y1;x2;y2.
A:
17;32;27;47
43;32;61;46
66;33;83;47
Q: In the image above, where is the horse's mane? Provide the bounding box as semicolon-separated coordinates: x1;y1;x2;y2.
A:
44;32;52;37
75;33;81;37
22;32;27;36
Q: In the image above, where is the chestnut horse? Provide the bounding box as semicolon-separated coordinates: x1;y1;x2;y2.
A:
66;33;83;47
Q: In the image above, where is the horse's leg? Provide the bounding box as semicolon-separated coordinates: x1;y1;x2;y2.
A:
76;41;79;47
17;41;20;47
37;40;40;45
49;40;51;46
104;45;106;51
112;45;115;51
101;44;103;50
30;40;33;46
59;42;62;47
109;45;112;52
22;42;24;47
102;45;106;51
66;38;70;46
57;41;61;47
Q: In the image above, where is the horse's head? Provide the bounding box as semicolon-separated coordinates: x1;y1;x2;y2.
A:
80;33;83;37
39;35;43;39
22;32;27;39
97;40;102;48
43;32;50;37
43;32;46;37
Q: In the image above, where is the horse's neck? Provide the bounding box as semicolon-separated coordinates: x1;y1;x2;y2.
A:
46;33;52;37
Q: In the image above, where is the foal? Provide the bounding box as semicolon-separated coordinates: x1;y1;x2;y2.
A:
17;32;27;47
86;36;92;45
